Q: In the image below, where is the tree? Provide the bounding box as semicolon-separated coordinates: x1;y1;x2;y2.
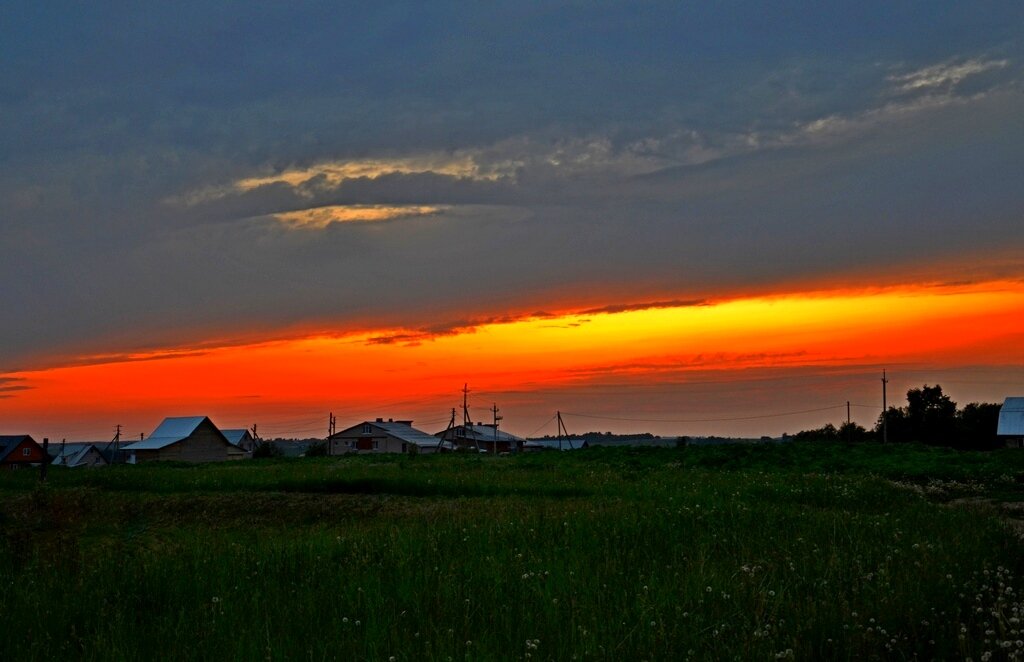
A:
876;385;957;444
792;423;839;442
838;421;872;442
956;402;1002;450
905;385;957;445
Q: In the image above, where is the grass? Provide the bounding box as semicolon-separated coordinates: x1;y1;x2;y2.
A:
2;442;1024;660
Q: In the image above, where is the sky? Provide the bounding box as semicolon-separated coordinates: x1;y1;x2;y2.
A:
2;3;1023;441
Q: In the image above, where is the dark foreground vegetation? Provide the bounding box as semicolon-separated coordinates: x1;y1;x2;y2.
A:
3;443;1024;660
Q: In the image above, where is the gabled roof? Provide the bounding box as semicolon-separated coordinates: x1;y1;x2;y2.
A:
124;416;221;451
373;420;446;447
221;429;253;447
54;444;107;467
0;435;35;462
998;397;1024;436
333;420;447;447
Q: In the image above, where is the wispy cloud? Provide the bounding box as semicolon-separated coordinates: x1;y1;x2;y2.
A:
888;57;1009;93
273;204;446;229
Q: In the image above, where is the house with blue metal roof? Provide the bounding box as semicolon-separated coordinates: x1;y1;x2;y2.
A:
222;428;256;452
123;416;245;463
998;398;1024;448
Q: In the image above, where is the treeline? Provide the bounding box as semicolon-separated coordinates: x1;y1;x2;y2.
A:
793;385;1003;450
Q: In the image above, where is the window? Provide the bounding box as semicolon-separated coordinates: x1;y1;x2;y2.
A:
372;440;379;450
362;423;372;434
22;448;31;457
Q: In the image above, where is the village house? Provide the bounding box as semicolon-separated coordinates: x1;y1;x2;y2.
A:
49;442;109;468
997;397;1024;448
435;422;526;453
329;418;454;455
222;429;256;452
0;435;47;469
123;416;246;463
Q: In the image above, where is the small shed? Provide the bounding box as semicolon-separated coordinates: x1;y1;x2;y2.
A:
222;429;256;452
49;443;108;468
123;416;245;463
436;423;526;453
997;398;1024;448
330;418;454;455
0;435;47;468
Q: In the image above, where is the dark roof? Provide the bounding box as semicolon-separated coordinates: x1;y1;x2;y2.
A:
221;429;254;447
0;435;36;462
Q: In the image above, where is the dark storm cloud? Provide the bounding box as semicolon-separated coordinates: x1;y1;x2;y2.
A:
2;2;1023;370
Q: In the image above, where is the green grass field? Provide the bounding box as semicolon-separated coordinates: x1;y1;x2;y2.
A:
3;443;1024;660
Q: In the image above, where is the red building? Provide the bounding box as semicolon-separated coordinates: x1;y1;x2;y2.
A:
0;435;47;468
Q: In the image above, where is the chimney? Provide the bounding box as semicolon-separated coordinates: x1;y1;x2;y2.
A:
376;417;383;423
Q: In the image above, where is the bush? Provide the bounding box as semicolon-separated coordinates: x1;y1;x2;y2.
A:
305;442;327;457
252;442;282;459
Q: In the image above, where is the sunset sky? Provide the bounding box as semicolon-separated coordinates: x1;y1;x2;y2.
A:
2;3;1023;441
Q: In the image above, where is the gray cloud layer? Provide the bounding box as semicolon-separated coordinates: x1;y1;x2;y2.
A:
2;3;1023;370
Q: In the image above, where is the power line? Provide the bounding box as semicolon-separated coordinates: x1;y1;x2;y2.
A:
527;414;557;437
560;404;847;424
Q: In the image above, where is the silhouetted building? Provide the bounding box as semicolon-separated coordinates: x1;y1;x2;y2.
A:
436;423;525;453
0;435;47;468
123;416;246;463
330;418;454;454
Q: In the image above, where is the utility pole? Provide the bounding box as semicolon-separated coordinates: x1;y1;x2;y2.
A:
556;411;573;450
846;401;851;443
437;408;457;452
40;437;49;482
491;403;502;455
463;384;480;452
327;413;336;455
881;370;889;444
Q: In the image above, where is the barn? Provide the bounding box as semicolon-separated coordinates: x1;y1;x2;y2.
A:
123;416;246;463
329;418;454;455
997;398;1024;448
0;435;47;468
436;423;526;453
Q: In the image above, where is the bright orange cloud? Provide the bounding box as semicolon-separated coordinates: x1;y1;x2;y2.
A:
2;280;1023;440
